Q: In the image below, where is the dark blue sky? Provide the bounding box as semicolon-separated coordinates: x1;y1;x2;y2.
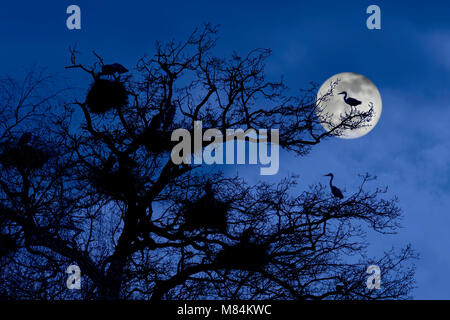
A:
1;0;449;299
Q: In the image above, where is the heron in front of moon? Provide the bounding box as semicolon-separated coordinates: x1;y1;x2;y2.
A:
338;91;362;107
316;72;382;139
324;173;344;199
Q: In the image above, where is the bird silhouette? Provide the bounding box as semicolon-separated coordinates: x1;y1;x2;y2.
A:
148;112;163;133
335;283;344;293
182;182;229;232
147;103;176;132
91;154;139;200
338;91;362;107
161;103;176;131
18;133;32;145
101;63;128;76
239;228;254;244
138;103;176;153
0;234;16;258
324;173;344;199
215;228;269;271
0;133;54;170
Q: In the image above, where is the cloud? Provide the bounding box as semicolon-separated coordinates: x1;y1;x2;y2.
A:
422;30;450;70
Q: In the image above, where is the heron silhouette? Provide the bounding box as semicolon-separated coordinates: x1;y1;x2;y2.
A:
18;132;33;145
338;91;362;107
100;63;128;76
324;173;344;199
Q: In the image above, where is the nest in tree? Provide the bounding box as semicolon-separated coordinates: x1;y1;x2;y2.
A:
136;108;177;154
86;79;128;113
215;241;270;271
90;159;139;200
139;129;174;154
0;234;17;258
0;144;51;170
182;194;229;232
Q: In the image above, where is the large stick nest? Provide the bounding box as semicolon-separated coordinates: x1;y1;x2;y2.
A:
89;157;139;200
215;241;270;271
86;79;128;113
0;139;53;170
182;193;229;232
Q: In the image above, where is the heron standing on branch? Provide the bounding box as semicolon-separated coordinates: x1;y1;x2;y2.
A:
324;173;344;199
338;91;362;107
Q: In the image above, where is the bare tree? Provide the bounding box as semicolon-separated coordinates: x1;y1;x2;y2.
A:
0;24;415;300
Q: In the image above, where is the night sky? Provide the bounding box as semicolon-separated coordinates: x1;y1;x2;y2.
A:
1;0;449;299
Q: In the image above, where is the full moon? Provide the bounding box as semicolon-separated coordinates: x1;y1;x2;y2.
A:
316;72;382;139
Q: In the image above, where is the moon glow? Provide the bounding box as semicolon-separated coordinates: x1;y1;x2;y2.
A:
316;72;382;139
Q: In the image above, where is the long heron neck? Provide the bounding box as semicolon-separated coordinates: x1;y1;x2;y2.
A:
342;92;347;99
329;176;334;187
